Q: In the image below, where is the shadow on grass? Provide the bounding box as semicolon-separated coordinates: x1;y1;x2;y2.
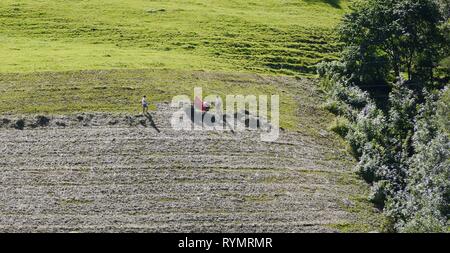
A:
144;112;160;133
304;0;341;9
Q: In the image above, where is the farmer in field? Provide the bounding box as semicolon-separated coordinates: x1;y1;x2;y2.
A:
142;95;149;114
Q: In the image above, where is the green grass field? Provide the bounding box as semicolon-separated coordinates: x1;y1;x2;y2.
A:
0;0;349;130
0;1;388;232
0;0;346;74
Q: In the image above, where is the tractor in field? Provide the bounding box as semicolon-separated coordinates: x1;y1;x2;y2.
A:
193;96;211;113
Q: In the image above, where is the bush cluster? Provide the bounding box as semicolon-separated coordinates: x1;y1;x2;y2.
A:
319;67;449;232
317;0;449;232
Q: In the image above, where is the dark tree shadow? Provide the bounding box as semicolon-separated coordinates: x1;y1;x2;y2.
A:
144;112;161;133
304;0;341;9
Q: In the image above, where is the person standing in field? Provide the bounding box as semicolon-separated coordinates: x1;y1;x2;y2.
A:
142;95;149;114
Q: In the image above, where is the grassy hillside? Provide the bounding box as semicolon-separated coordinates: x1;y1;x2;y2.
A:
0;0;347;75
0;69;333;134
0;0;350;130
0;1;387;232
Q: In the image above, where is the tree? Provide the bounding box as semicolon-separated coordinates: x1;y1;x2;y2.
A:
318;0;450;232
339;0;446;88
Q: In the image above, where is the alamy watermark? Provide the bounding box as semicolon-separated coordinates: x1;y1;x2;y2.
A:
170;87;280;142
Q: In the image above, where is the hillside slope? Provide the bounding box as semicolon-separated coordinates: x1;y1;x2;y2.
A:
0;72;382;232
0;0;346;75
0;1;385;232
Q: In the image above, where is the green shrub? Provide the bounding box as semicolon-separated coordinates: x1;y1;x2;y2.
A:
318;0;449;231
401;208;448;233
323;100;347;116
329;117;350;138
357;143;384;183
369;180;389;209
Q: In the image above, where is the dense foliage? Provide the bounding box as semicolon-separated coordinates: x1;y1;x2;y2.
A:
318;0;449;232
337;0;448;89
